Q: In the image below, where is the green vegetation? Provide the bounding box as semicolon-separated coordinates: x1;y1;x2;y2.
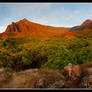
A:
0;32;92;71
8;32;17;36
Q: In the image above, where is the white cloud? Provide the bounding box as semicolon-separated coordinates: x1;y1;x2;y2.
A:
31;17;49;25
66;15;73;20
0;26;6;33
9;3;52;19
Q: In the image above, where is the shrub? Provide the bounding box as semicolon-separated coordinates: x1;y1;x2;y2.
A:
2;67;13;72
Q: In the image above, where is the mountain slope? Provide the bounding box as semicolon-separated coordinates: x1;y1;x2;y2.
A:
69;19;92;32
0;18;70;38
1;19;92;39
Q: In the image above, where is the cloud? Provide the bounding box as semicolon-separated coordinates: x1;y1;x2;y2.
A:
0;3;54;26
0;26;6;33
1;3;92;29
30;16;58;27
31;17;49;24
8;3;52;19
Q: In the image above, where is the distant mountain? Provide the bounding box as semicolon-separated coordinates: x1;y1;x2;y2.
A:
69;19;92;32
0;18;70;38
81;19;92;26
1;18;92;39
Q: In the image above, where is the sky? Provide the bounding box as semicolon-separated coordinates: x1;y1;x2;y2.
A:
0;3;92;33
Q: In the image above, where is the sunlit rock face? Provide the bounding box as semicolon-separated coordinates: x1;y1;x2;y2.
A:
1;19;92;39
0;18;70;38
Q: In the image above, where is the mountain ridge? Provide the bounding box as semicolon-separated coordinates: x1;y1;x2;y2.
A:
1;18;92;38
0;18;70;38
69;19;92;32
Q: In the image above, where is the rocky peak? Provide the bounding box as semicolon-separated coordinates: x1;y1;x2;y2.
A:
81;19;92;26
0;18;70;38
69;19;92;32
12;22;15;24
20;18;29;23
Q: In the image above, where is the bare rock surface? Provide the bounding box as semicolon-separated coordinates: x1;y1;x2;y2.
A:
0;62;92;88
80;75;92;88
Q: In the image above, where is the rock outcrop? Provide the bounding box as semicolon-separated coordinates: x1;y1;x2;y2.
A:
80;75;92;88
0;62;92;88
63;63;81;80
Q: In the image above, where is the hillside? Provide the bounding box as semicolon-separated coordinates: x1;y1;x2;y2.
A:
1;19;92;39
69;19;92;32
0;18;70;38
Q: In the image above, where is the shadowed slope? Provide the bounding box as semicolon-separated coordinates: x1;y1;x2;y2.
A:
69;19;92;32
